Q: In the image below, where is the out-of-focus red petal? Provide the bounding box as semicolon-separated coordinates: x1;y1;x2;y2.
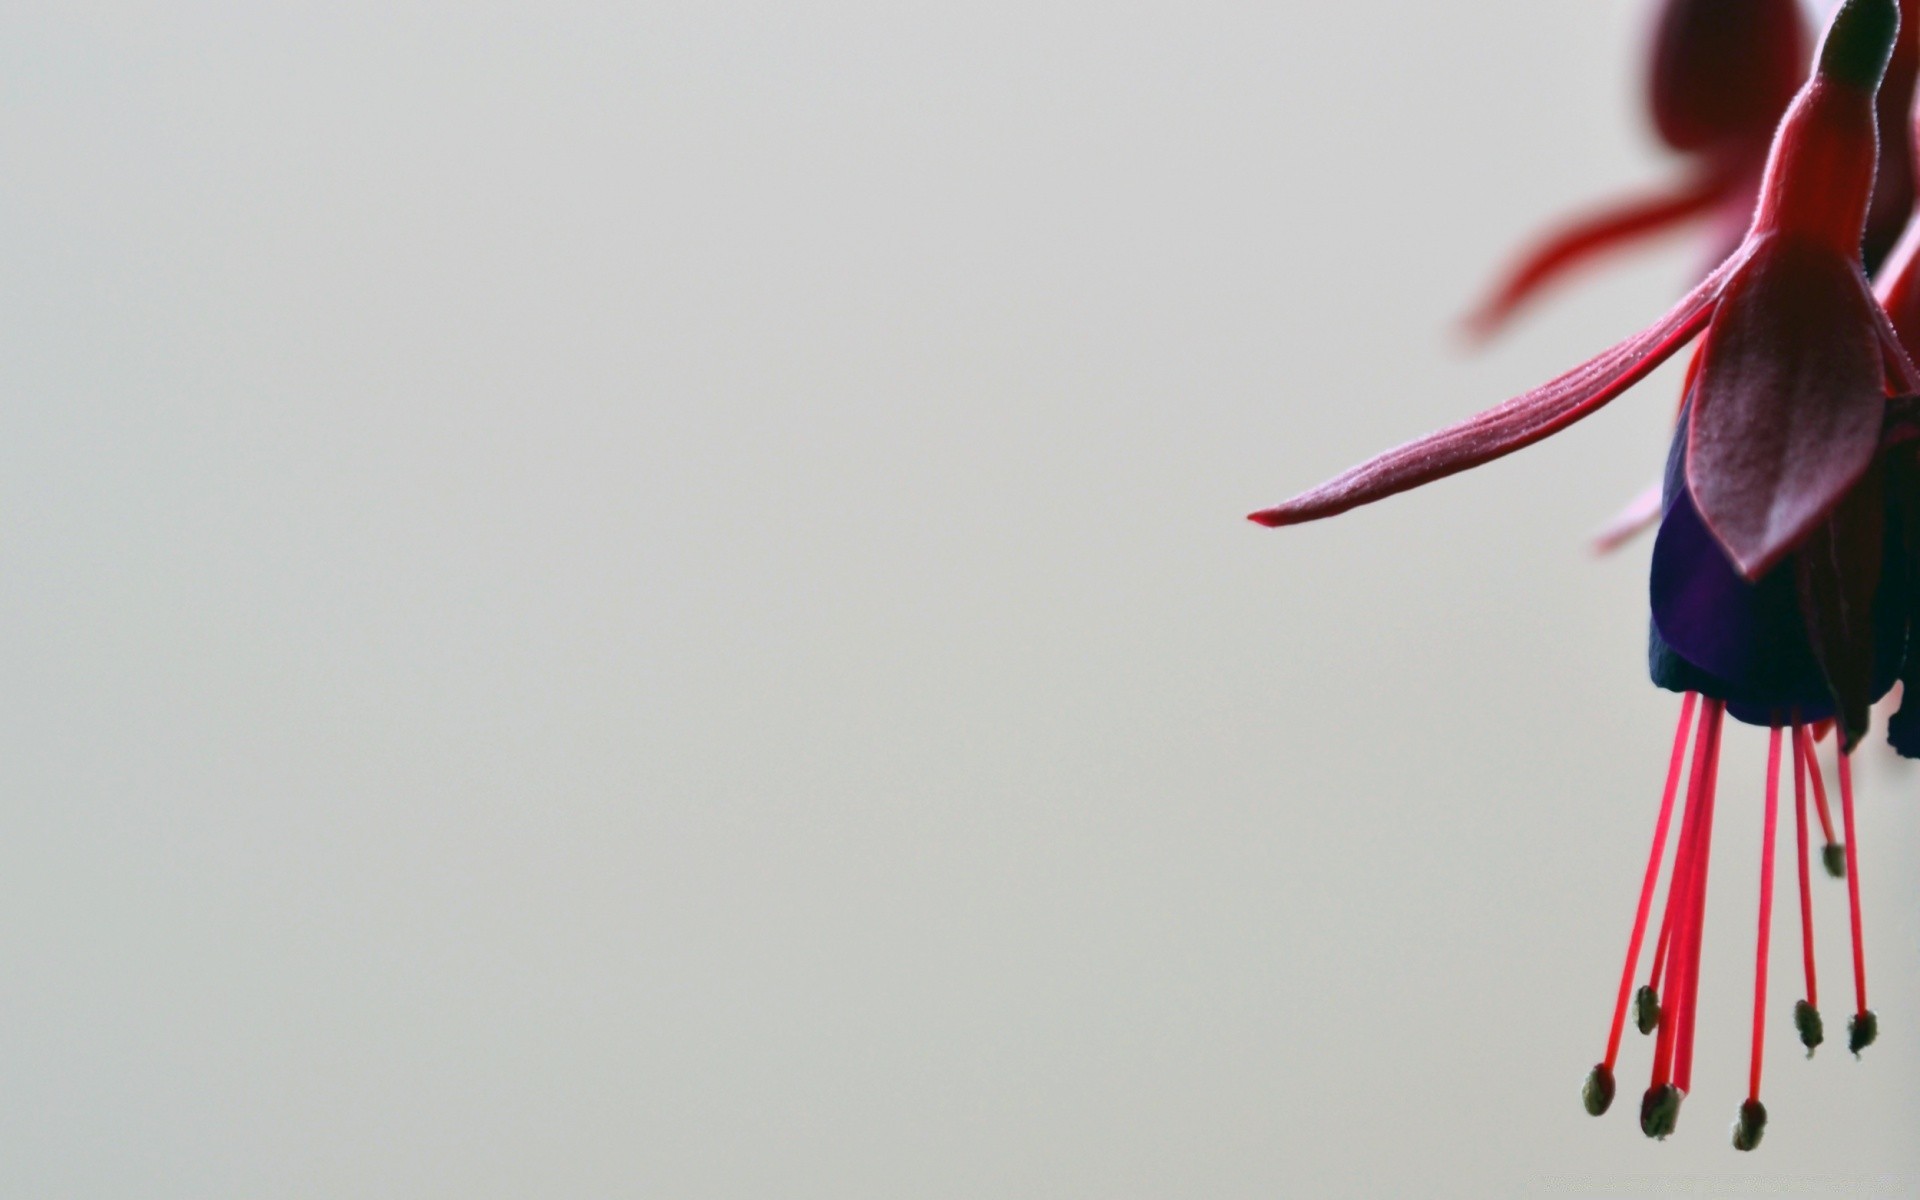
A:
1686;236;1889;580
1592;479;1666;554
1249;257;1741;529
1649;0;1810;154
1462;168;1741;343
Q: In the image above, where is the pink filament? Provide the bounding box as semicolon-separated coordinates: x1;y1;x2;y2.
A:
1652;697;1722;1090
1792;724;1819;1011
1674;700;1724;1095
1838;752;1868;1016
1605;692;1699;1071
1799;726;1841;848
1749;726;1782;1103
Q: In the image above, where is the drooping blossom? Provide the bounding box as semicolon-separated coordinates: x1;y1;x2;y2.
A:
1253;0;1913;1146
1591;0;1920;554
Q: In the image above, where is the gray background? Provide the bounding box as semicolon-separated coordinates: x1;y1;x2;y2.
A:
3;1;1917;1195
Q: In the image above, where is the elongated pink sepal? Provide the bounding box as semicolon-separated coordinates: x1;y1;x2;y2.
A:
1250;257;1739;529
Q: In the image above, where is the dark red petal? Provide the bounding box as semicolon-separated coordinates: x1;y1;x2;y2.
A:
1795;465;1885;749
1883;447;1920;756
1685;237;1889;579
1248;256;1739;528
1462;168;1741;343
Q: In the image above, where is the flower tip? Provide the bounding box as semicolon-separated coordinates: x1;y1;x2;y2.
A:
1823;842;1848;879
1731;1100;1768;1152
1634;985;1662;1036
1640;1084;1684;1140
1795;1000;1826;1056
1592;481;1663;556
1819;0;1900;90
1456;305;1502;349
1582;1065;1616;1116
1849;1010;1879;1056
1246;508;1287;528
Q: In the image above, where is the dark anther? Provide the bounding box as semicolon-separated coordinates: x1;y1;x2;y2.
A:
1849;1010;1878;1056
1583;1065;1616;1116
1731;1099;1768;1152
1634;985;1661;1036
1795;1000;1825;1056
1640;1084;1683;1140
1823;842;1848;879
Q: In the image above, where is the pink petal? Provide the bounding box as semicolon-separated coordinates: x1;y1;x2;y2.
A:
1685;236;1889;580
1794;465;1885;750
1249;255;1740;529
1591;479;1665;555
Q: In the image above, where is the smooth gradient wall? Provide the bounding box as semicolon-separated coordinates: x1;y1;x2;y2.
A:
3;1;1916;1196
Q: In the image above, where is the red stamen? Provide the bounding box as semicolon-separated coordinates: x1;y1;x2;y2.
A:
1604;693;1698;1072
1651;698;1721;1092
1792;725;1819;1013
1674;700;1725;1096
1648;882;1677;996
1838;752;1867;1018
1749;726;1782;1105
1796;725;1844;869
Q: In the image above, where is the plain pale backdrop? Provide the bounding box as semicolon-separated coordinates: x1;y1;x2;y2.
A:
2;1;1917;1196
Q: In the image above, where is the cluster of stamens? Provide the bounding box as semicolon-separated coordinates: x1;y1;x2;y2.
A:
1581;694;1877;1149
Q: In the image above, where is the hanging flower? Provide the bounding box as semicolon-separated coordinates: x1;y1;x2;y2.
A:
1252;0;1915;1147
1592;0;1920;555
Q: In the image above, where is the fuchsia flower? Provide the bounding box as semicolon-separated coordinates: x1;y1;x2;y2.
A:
1253;0;1919;1147
1591;0;1920;555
